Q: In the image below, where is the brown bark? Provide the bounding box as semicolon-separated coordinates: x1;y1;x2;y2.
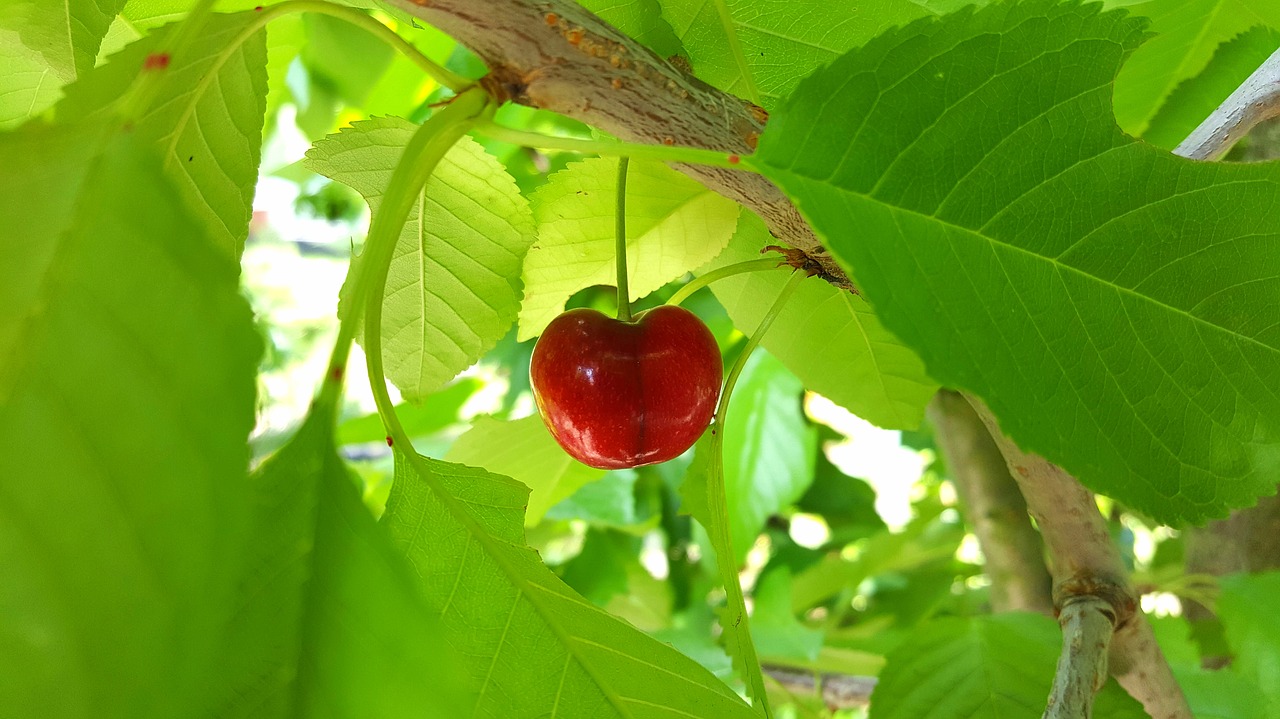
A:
927;390;1053;614
385;0;851;287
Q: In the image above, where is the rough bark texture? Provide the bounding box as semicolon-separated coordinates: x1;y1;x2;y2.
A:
385;0;851;287
1044;597;1114;719
928;390;1053;614
966;396;1193;719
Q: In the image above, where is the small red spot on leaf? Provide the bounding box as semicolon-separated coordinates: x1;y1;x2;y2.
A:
385;436;394;447
143;52;171;70
727;154;740;164
329;365;344;382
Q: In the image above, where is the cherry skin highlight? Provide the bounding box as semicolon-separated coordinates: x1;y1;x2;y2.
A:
530;305;722;469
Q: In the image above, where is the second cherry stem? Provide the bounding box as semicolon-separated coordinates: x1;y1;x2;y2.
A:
615;158;632;322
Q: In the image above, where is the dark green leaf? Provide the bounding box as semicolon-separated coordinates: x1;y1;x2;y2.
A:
868;614;1148;718
754;0;1280;524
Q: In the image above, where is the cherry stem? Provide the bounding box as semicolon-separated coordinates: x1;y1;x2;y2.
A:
696;269;805;718
615;157;633;322
715;269;805;428
472;122;754;170
666;257;783;307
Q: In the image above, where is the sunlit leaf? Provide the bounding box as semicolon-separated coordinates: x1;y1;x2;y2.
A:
337;377;481;445
579;0;684;58
753;569;823;662
1143;25;1280;150
1111;0;1280;137
0;0;125;82
307;118;535;401
0;31;63;128
445;414;605;526
705;213;938;430
56;12;270;257
520;157;739;340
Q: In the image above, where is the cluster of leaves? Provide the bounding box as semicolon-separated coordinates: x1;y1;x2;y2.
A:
2;0;1279;718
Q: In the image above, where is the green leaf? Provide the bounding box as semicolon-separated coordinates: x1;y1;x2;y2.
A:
753;0;1280;524
868;613;1148;718
1219;571;1280;710
656;0;972;107
1112;0;1280;137
336;377;481;444
383;452;760;718
519;157;739;340
1143;26;1280;150
0;31;64;129
301;12;394;108
1172;667;1274;719
718;350;817;563
753;569;823;663
214;412;468;718
55;12;270;257
0;123;260;716
445;414;606;526
579;0;685;58
307;118;536;401
706;213;938;430
0;0;126;82
545;470;640;526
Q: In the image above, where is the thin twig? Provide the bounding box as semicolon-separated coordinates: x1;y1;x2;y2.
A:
1044;597;1115;719
965;395;1191;719
1173;46;1280;160
927;391;1053;614
762;665;877;711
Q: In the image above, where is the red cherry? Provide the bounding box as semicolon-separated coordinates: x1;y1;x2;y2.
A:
530;305;722;469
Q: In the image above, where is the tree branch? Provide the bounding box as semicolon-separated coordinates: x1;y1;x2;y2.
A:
927;390;1053;614
1173;46;1280;160
762;665;876;711
1044;596;1114;719
965;395;1191;719
386;0;853;288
